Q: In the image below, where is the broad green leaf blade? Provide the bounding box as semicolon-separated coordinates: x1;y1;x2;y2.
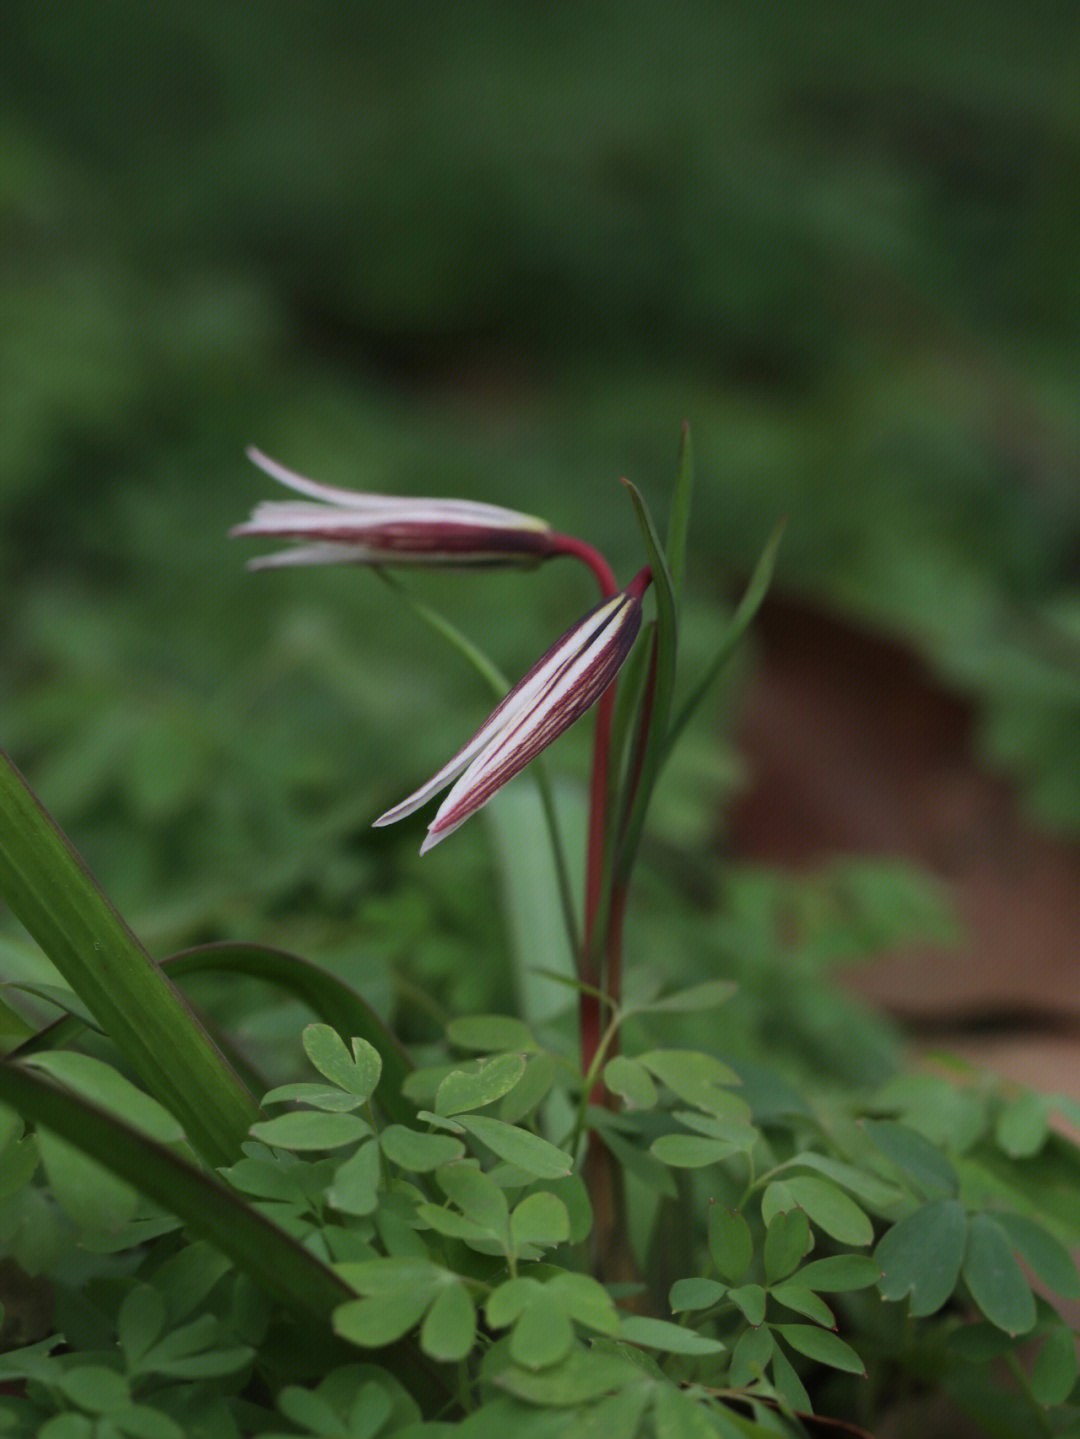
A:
0;752;259;1165
962;1213;1037;1335
664;515;785;757
875;1199;967;1316
380;1126;466;1173
0;1061;349;1323
728;1284;766;1327
651;1134;740;1168
163;943;415;1127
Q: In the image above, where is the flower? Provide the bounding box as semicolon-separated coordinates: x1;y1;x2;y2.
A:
375;570;650;852
231;449;559;569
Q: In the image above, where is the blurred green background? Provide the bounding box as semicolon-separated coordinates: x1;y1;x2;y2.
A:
4;1;1080;1069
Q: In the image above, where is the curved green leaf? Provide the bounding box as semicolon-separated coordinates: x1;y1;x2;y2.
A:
0;752;259;1164
0;1060;350;1323
163;943;415;1127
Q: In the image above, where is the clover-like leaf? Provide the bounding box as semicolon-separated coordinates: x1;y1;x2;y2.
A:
435;1054;528;1116
603;1056;658;1110
784;1175;874;1247
380;1125;465;1172
875;1198;966;1316
708;1205;753;1283
455;1115;571;1179
863;1120;957;1199
248;1111;370;1152
764;1208;811;1284
446;1015;538;1053
511;1191;571;1251
303;1025;382;1103
638;1050;742;1116
774;1324;866;1376
962;1212;1036;1336
420;1279;477;1363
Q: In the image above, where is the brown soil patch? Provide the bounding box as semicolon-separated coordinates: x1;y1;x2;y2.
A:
728;594;1080;1105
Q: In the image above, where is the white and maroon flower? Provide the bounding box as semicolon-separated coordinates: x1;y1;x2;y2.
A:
375;571;650;852
231;448;559;569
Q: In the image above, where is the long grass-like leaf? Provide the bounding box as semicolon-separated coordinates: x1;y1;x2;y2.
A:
616;480;678;885
163;943;416;1127
0;1060;348;1321
0;750;260;1165
663;515;786;759
664;422;694;610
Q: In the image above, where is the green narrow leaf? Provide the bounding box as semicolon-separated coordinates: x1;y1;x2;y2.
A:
0;1061;350;1323
665;421;694;610
663;515;785;757
769;1341;812;1416
651;1134;740;1168
729;1325;772;1386
437;1161;511;1238
874;1199;967;1316
774;1325;866;1376
0;753;259;1165
616;479;679;888
163;943;415;1127
962;1213;1037;1335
